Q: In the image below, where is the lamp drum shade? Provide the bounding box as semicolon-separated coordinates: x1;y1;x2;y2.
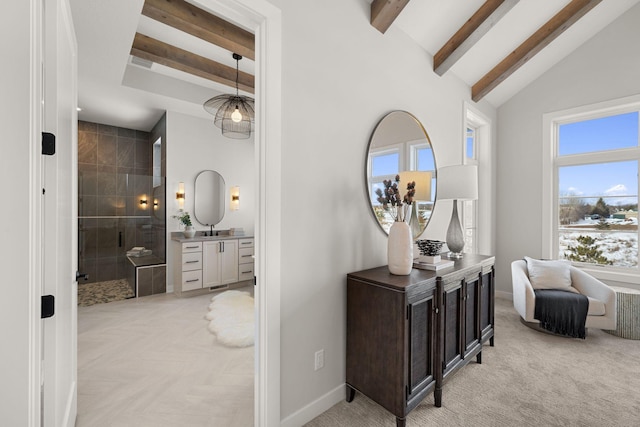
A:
437;165;478;201
398;171;432;201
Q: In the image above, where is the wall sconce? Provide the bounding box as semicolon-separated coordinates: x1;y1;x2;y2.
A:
176;182;185;210
140;197;148;208
153;199;159;209
230;186;240;211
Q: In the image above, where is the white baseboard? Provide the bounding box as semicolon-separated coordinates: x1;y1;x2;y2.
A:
280;384;344;427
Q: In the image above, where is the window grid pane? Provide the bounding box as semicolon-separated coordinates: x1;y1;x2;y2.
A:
558;112;639;156
556;142;639;268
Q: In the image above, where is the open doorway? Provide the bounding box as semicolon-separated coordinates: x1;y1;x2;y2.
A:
70;0;282;425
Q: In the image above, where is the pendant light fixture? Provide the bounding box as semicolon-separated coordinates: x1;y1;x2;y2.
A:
203;53;255;139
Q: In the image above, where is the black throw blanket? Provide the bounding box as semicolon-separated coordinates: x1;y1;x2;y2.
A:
534;289;589;339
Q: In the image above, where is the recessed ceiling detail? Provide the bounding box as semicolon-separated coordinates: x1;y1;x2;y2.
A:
130;32;254;93
141;0;254;60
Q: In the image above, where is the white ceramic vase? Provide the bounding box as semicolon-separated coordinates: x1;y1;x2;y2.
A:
183;225;196;238
388;221;413;275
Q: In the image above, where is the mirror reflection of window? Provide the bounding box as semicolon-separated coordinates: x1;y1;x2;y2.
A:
366;111;436;236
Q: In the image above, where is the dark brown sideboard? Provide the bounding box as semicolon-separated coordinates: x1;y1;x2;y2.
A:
346;254;495;427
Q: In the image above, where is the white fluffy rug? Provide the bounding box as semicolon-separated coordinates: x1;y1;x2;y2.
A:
205;290;255;347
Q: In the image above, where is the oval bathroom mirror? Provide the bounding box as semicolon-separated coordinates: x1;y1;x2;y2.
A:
194;170;225;226
365;111;436;235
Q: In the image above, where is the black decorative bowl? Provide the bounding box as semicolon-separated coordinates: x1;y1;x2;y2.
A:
416;239;445;256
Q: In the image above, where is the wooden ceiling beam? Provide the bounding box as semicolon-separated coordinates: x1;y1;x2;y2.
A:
434;0;519;76
130;33;255;94
371;0;411;34
141;0;255;60
472;0;601;102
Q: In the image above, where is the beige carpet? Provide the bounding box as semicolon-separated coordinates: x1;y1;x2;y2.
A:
306;298;640;427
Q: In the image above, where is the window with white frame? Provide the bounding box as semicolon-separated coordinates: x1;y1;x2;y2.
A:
549;107;639;271
463;119;481;254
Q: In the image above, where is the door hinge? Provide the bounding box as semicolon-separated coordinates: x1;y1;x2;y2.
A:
42;132;56;155
41;295;55;319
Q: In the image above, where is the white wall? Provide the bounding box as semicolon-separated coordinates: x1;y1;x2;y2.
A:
276;0;496;422
165;111;255;290
495;4;640;295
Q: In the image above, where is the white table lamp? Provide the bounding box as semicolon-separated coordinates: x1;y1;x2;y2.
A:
437;165;478;258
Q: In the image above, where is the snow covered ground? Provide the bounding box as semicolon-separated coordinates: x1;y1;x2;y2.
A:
559;217;638;267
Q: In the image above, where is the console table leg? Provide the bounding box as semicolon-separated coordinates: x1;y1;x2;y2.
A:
476;351;482;364
346;385;356;403
396;416;406;427
490;336;494;346
434;388;442;407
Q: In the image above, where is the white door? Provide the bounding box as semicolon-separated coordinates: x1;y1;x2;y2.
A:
42;0;78;425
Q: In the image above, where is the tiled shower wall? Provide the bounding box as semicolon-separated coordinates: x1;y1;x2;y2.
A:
78;121;165;285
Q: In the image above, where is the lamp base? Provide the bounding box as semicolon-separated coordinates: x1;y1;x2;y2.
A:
445;199;466;258
447;251;464;259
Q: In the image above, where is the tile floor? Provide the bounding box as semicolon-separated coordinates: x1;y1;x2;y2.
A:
77;287;254;427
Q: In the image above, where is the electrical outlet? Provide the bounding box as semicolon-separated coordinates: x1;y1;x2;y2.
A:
314;349;325;371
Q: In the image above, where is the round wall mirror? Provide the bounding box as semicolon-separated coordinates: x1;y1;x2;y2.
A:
194;170;225;226
365;111;436;235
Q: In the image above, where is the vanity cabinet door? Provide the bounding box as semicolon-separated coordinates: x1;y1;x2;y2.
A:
203;241;223;287
219;239;238;285
203;240;238;287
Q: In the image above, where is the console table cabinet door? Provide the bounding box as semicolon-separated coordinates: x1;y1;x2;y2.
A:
480;268;495;346
346;277;408;419
407;294;436;405
463;275;481;359
441;281;463;377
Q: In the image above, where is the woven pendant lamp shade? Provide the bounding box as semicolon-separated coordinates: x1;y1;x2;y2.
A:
203;53;255;139
203;95;254;139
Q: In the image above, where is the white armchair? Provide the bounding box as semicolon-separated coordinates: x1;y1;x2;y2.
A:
512;259;616;330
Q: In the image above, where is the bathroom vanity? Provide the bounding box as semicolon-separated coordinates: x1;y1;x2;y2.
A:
171;233;254;296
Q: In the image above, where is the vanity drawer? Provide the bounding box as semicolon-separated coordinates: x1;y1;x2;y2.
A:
182;242;202;253
239;247;254;264
238;263;254;282
182;270;202;291
238;238;254;249
182;252;202;271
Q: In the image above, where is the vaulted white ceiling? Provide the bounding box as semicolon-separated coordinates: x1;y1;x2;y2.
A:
70;0;640;130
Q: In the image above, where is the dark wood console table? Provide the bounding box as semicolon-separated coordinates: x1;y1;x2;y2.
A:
346;254;495;427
